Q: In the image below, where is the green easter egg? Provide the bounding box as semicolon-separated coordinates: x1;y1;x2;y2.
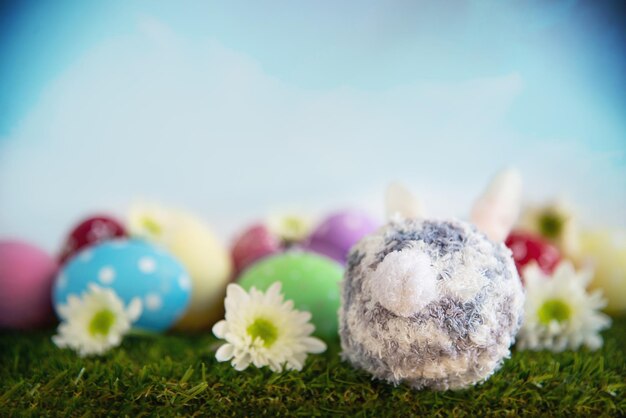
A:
238;251;344;340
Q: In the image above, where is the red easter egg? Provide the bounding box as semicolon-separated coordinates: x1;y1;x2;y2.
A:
0;240;58;329
231;224;282;277
505;230;561;280
59;215;126;264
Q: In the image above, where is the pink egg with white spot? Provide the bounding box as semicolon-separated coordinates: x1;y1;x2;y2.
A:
303;210;379;264
0;240;58;329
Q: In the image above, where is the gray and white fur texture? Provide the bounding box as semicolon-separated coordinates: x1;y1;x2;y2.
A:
339;170;525;391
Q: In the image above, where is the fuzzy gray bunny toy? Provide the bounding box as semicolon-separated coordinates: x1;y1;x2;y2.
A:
339;169;525;390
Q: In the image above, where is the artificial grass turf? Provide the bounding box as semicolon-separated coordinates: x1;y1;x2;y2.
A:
1;317;624;417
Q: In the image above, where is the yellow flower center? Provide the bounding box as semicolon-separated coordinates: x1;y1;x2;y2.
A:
247;317;278;347
142;217;162;237
539;212;563;239
89;309;116;336
280;216;308;241
538;299;571;325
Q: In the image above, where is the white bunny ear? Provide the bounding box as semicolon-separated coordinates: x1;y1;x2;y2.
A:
385;182;426;221
471;168;523;242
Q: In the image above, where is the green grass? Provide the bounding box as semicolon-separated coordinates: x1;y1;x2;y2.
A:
1;317;625;417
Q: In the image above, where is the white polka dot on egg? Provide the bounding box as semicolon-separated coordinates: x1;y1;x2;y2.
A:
178;275;191;291
57;274;68;288
145;293;163;311
160;280;172;294
138;257;157;274
98;266;116;285
79;250;93;262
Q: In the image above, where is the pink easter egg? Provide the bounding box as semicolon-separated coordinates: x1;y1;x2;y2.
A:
0;240;58;329
231;224;282;277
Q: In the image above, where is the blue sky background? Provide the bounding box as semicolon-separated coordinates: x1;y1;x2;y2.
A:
1;0;625;250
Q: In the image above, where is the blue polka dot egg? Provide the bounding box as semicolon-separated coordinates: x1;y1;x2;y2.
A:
53;239;191;332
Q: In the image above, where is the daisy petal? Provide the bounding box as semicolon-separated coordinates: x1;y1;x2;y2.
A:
268;358;283;372
287;356;303;371
233;353;251;371
266;282;282;299
51;334;67;348
226;284;250;304
126;298;143;321
212;320;228;338
215;343;235;362
303;337;327;354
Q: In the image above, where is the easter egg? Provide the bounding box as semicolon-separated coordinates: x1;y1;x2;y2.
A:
238;252;344;340
128;203;232;331
231;224;282;277
304;210;379;264
53;239;191;331
505;230;561;280
579;229;626;314
59;215;126;264
0;240;58;329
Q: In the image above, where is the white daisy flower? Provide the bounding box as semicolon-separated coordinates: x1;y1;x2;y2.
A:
519;201;580;257
128;201;173;243
212;282;327;372
517;261;611;352
53;284;142;357
266;212;312;243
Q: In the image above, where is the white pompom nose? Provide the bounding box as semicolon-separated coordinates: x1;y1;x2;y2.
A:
370;248;438;317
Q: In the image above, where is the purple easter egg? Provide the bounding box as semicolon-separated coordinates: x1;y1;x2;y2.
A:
304;210;379;264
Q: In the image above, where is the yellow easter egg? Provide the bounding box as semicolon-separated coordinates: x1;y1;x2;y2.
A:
129;203;232;330
579;229;626;315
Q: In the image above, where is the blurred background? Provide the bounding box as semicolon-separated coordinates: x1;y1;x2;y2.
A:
1;0;624;251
